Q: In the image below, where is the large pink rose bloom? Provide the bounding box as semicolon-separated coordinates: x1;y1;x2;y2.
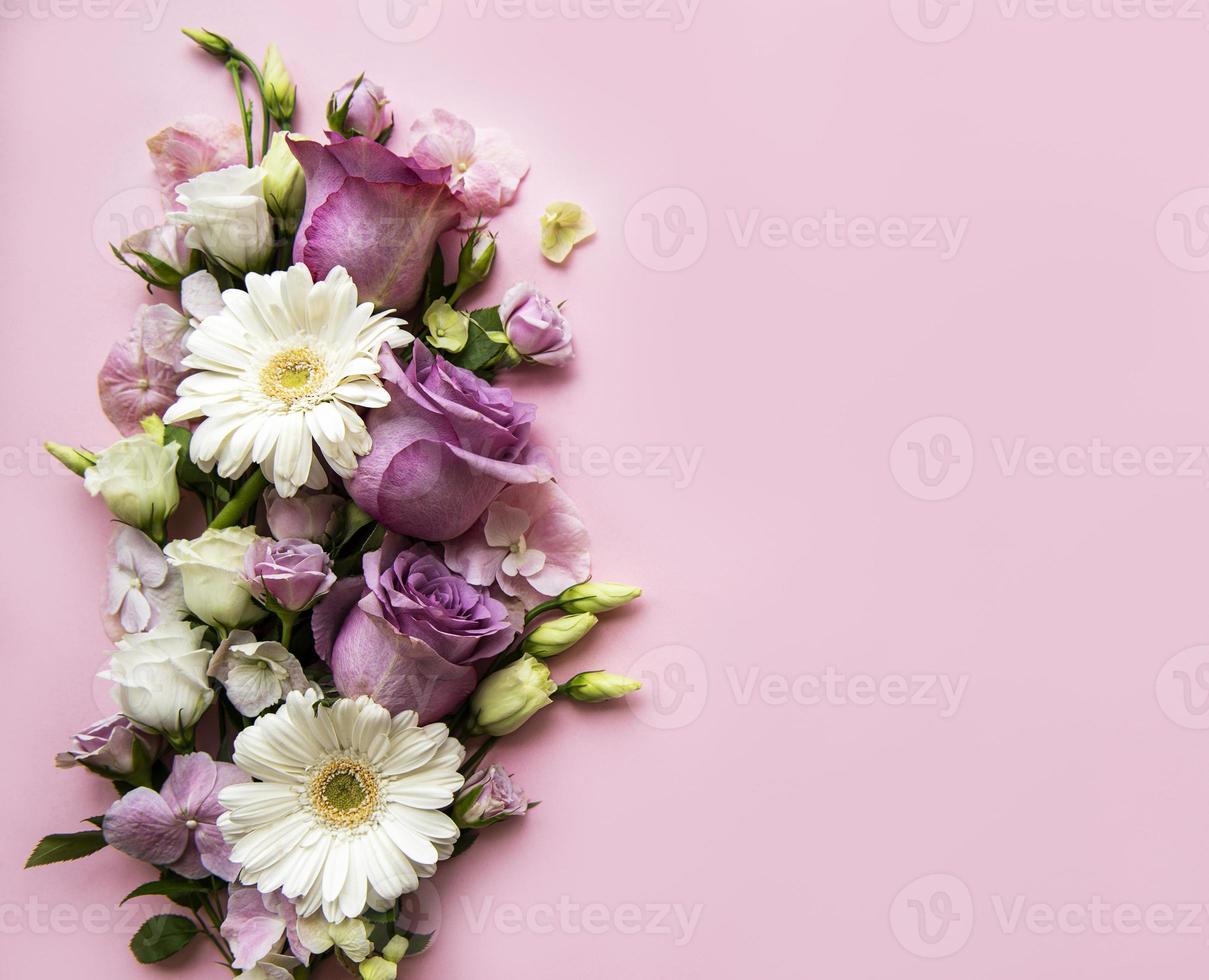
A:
146;115;245;205
289;135;461;312
445;482;590;607
347;343;552;541
403;109;529;226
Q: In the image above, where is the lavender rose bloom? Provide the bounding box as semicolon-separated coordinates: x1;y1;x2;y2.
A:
348;343;552;541
453;764;529;828
55;714;159;781
289;135;460;312
242;537;336;613
313;536;522;723
500;281;574;366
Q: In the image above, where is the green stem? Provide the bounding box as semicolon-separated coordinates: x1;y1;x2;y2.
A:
460;736;497;774
227;59;254;167
278;610;297;650
231;50;272;157
525;599;563;624
209;470;268;529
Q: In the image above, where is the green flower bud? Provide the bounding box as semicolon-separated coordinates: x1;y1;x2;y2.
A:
451;234;496;301
359;957;398;980
382;936;409;963
563;671;642;703
44;442;96;478
523;612;598;658
423;299;470;353
470;654;557;736
181;27;234;58
262;43;296;124
558;581;643;614
262;131;307;231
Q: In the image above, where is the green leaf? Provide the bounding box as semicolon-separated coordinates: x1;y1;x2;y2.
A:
130;914;198;964
164;424;214;493
448;308;506;374
83;816;104;828
121;878;210;910
25;831;106;868
421;242;447;311
450;828;480;859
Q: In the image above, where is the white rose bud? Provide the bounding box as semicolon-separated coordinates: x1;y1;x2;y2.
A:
83;434;180;539
469;654;557;736
168;165;274;275
164;527;268;631
99;622;214;745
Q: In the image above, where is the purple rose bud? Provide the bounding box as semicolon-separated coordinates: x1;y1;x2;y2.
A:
263;489;342;544
453;764;529;828
328;76;393;142
242;538;337;613
55;714;159;782
499;281;574;366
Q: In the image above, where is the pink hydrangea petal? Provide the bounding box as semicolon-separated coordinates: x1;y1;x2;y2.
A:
147;115;245;203
103;788;188;866
474;127;529;206
223;887;287;970
97;336;185;436
195;822;241;881
169;837;209;879
160;752;219;815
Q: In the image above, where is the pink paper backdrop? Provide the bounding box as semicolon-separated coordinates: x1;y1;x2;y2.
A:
5;1;1209;977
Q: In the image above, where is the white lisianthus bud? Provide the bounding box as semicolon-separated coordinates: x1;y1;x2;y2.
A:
168;165;274;275
470;654;557;736
563;670;642;703
164;527;268;631
83;434;180;539
99;622;214;743
558;581;642;614
261;132;306;230
261;43;296;124
522;612;598;658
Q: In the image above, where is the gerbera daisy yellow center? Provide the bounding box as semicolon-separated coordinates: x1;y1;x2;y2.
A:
308;758;380;828
260;347;327;406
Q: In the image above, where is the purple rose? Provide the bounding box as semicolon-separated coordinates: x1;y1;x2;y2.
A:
327;76;393;142
289;136;461;311
55;714;159;781
103;752;249;880
348;343;552;541
453;764;529;828
312;536;522;723
263;489;342;544
242;537;337;613
499;281;574;366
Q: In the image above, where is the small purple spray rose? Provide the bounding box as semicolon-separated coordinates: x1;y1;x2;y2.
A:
348;343;552;541
499;281;574;366
102;752;249;880
312;536;522;723
55;715;159;782
242;537;337;613
453;764;529;828
327;76;394;142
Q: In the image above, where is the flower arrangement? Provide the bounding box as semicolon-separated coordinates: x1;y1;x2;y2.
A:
29;29;639;979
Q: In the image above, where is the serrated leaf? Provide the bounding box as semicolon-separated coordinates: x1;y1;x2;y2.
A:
448;308;506;374
130;914;197;964
25;831;106;868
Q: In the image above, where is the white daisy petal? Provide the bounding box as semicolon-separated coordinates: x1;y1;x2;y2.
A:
163;263;404;498
223;691;465;922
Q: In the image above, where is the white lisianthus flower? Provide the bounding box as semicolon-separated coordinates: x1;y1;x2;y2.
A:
218;691;464;922
169;165;274;275
84;433;180;539
99;622;214;741
164;264;412;497
165;527;267;631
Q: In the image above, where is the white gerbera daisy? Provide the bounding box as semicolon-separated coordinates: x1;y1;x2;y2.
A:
218;691;464;922
164;264;412;497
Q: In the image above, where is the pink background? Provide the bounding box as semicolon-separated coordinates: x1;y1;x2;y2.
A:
5;0;1209;976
